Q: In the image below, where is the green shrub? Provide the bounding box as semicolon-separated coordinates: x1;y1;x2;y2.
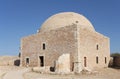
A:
111;53;120;57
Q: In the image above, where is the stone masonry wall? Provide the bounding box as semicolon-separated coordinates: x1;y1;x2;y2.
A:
21;24;110;72
78;27;110;70
21;24;78;71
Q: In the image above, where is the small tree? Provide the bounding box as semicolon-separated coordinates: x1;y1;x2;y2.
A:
111;52;120;57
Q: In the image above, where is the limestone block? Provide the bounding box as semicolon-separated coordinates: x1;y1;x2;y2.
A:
32;67;45;73
55;54;70;74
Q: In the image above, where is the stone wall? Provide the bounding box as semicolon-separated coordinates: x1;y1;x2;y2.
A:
21;24;110;73
55;54;70;73
21;24;78;71
0;56;20;66
78;27;110;70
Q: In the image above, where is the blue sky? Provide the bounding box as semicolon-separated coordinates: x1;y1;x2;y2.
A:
0;0;120;55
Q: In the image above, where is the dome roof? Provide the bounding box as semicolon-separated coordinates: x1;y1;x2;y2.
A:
39;12;95;32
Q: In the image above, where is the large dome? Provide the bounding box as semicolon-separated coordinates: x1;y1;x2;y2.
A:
39;12;95;32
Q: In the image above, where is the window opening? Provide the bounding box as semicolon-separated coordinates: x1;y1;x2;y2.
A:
96;44;99;50
105;57;107;64
96;56;98;64
26;58;29;64
84;57;87;67
43;43;45;50
39;56;44;67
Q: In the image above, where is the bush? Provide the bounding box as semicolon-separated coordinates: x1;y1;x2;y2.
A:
111;53;120;57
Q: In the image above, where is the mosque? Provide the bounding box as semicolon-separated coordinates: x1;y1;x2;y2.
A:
20;12;110;73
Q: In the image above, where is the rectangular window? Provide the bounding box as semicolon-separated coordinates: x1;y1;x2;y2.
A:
43;43;45;50
105;57;107;64
26;58;29;64
96;56;98;64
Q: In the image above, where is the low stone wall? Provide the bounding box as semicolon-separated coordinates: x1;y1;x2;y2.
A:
0;56;20;66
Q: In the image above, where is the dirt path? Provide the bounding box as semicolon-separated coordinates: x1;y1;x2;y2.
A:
1;66;120;79
3;68;30;79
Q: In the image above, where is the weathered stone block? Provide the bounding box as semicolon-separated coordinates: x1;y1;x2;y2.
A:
55;54;70;74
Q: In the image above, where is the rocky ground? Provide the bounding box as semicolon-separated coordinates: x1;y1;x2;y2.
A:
0;66;120;79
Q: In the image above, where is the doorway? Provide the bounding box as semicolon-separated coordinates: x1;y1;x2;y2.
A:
84;57;87;67
39;56;44;67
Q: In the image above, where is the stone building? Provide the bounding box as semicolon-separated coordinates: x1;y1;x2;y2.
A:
20;12;110;73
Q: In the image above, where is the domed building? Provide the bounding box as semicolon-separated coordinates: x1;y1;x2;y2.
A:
20;12;110;73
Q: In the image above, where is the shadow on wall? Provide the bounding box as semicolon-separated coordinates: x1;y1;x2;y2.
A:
14;59;20;66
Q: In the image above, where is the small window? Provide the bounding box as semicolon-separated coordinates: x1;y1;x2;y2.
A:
96;56;98;64
26;58;29;64
43;43;45;50
84;57;87;67
105;57;107;64
96;45;99;50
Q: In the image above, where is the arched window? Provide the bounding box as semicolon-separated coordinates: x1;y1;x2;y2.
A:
96;44;99;50
105;57;107;64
